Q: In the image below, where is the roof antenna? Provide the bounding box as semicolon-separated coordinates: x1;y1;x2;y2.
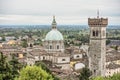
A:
97;9;99;18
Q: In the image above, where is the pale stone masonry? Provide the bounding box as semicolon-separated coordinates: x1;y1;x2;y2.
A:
43;16;70;70
88;12;108;77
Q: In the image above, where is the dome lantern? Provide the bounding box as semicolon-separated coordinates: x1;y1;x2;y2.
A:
52;16;57;29
44;16;64;53
45;16;63;41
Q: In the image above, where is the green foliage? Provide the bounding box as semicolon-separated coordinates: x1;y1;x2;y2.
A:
91;76;104;80
35;61;51;73
0;53;58;80
9;54;23;78
110;73;120;80
79;67;91;80
21;39;28;48
0;52;12;80
75;34;89;44
17;66;53;80
90;73;120;80
64;40;70;47
106;39;111;45
115;46;118;50
110;45;118;50
1;36;5;41
35;61;60;80
34;39;42;46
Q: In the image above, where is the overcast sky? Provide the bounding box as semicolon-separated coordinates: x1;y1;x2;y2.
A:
0;0;120;25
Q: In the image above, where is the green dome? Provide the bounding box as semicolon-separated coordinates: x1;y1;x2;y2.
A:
45;29;63;41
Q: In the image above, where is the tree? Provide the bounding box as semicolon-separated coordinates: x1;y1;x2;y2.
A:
21;39;28;48
106;39;111;45
35;61;51;73
90;76;105;80
115;46;118;50
9;54;23;78
35;61;60;80
79;67;92;80
17;66;53;80
1;36;5;41
0;52;12;80
90;73;120;80
110;73;120;80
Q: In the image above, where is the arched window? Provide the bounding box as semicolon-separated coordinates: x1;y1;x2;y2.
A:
50;45;52;49
43;56;45;60
96;30;98;36
57;45;59;49
94;69;96;73
93;30;95;36
93;30;98;37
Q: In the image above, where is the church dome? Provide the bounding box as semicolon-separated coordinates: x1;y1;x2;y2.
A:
45;29;63;41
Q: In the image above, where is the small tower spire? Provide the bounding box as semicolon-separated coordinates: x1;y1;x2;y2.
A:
53;15;56;23
52;15;57;29
97;10;99;18
53;15;55;20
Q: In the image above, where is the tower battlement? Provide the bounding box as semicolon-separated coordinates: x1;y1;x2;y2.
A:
88;18;108;26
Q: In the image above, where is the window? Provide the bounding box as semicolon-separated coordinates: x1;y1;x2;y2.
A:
76;55;79;58
62;59;65;61
94;54;96;57
96;30;98;36
43;56;45;60
94;70;96;73
57;45;59;49
93;31;95;36
93;30;99;37
50;45;52;49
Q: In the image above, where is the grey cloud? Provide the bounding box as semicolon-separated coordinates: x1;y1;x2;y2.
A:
0;0;120;24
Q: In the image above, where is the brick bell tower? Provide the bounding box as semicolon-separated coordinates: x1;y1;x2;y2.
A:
88;11;108;77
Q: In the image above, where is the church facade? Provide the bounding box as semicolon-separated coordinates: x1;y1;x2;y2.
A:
43;16;70;70
44;16;64;53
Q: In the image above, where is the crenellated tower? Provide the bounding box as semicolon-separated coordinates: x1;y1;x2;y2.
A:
88;11;108;76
